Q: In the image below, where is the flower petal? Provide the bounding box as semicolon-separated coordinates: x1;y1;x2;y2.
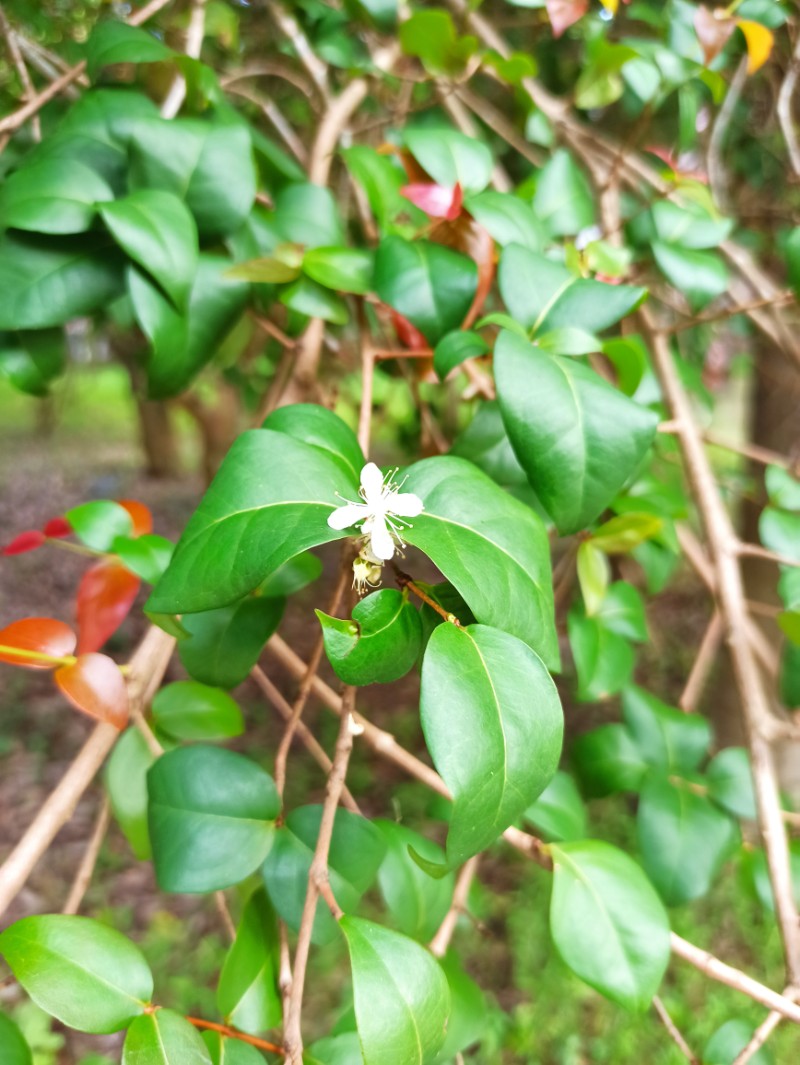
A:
327;503;367;530
388;491;424;518
360;462;385;505
369;515;396;561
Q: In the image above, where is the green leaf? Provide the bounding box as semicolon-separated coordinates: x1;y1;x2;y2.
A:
571;723;648;797
594;582;648;642
303;246;373;295
433;331;489;380
306;1032;364;1065
765;465;800;511
257;551;323;597
86;20;173;81
706;747;757;820
761;506;800;562
404;128;493;194
591;513;663;553
398;10;477;76
786;227;800;298
637;775;739;905
402;455;559;669
746;844;800;915
202;1032;266;1065
779;610;800;645
495;331;657;534
317;590;422;685
374;820;454;941
465;190;545;250
568;610;635;701
0;1011;33;1065
273;184;344;249
100;190;198;310
577;541;610;616
66;500;134;551
148;746;279;893
261;403;364;485
151;681;244;741
129;117;256;238
652;242;728;312
420;622;562;864
374;237;477;345
111;533;174;584
535;327;600;356
523;770;587;842
0;159;114;235
227;243;304;284
147;427;357;615
0;232;125;330
341;916;450;1065
105;726;156;859
433;952;487;1063
450;400;530;495
128;256;249;398
704;1020;773;1065
178;597;286;690
280;276;349;325
122;1010;212;1065
622;686;712;773
262;806;386;946
0;915;153;1034
498;246;646;335
533;150;594;237
602;334;650;397
343;145;419;233
217;889;281;1035
549;840;670;1011
649;200;733;250
0;328;66;397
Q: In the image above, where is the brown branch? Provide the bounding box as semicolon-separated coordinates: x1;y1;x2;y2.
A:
652;995;700;1064
0;3;40;140
160;0;207;118
395;570;462;625
665;292;795;334
738;543;800;569
730;987;800;1065
429;855;479;958
61;795;110;916
707;57;748;212
270;1;329;97
679;611;723;713
778;31;800;177
214;891;237;942
185;1017;284;1055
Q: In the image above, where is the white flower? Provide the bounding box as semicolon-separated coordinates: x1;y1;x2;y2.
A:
327;462;424;561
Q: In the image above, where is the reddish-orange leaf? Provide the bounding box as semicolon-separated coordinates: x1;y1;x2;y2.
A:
546;0;589;38
0;617;77;669
2;530;46;556
391;310;430;350
76;560;141;654
694;6;735;66
117;499;152;537
432;214;495;330
43;516;72;538
401;183;463;221
55;652;129;730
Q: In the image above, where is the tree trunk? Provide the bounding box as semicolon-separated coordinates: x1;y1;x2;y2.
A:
136;396;182;479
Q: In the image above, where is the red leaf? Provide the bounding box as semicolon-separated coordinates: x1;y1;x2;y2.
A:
546;0;589;37
401;183;463;221
391;310;431;350
43;517;72;538
55;653;129;730
76;560;141;654
117;499;152;537
0;617;77;669
694;5;735;66
2;530;46;556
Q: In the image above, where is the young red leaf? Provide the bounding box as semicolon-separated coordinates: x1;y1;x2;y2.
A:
43;516;72;538
54;652;129;730
401;183;463;220
694;6;735;66
76;560;141;654
0;617;77;669
2;530;46;555
391;310;431;350
546;0;589;38
117;499;152;537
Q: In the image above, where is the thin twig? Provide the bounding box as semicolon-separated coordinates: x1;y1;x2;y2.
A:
0;4;40;139
664;292;795;334
738;542;800;569
61;795;110;915
707;56;748;212
185;1017;284;1055
214;891;236;942
160;0;207;118
429;856;479;958
679;611;723;713
652;995;700;1064
778;31;800;177
730;987;800;1065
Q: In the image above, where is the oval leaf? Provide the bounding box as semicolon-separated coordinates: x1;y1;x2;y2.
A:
76;559;141;654
122;1009;212;1065
317;589;422;685
178;596;285;690
55;652;129;729
0;617;76;669
216;889;281;1035
0;159;114;235
151;680;244;741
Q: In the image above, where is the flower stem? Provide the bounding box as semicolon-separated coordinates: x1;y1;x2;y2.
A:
0;645;77;668
394;570;462;626
185;1016;284;1055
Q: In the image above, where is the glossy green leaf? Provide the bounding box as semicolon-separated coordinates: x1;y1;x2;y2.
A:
303;246;373;294
603;334;650;397
0;915;153;1033
122;1010;212;1065
535;326;600;356
111;533;174;584
374;820;454;941
66;500;134;551
433;330;489;380
105;726;156;859
129;117;256;238
786;226;800;299
343;145;420;233
374;237;477;345
317;589;422;685
449;401;530;495
637;775;739;905
704;1020;773;1065
495;331;657;534
649;200;733;250
652;242;728;312
100;190;198;310
217;889;281;1035
421;622;562;864
760;506;800;562
596;582;647;642
273;183;344;248
0;232;125;330
465;191;544;250
706;747;757;820
404;127;492;194
747;843;800;915
765;465;800;511
568;609;635;701
147;427;356;615
0;328;66;397
0;159;114;235
151;681;244;741
257;551;323;597
402;455;559;669
591;512;663;554
571;723;648;797
432;952;486;1063
178;596;285;690
577;541;610;615
202;1032;266;1065
341;916;450;1065
227;244;303;284
0;1013;31;1065
398;10;477;76
622;686;712;773
280;276;349;325
128;257;249;398
148;746;279;892
262;806;386;946
533;149;594;237
549;840;671;1011
86;20;173;81
523;770;587;842
261;403;364;484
